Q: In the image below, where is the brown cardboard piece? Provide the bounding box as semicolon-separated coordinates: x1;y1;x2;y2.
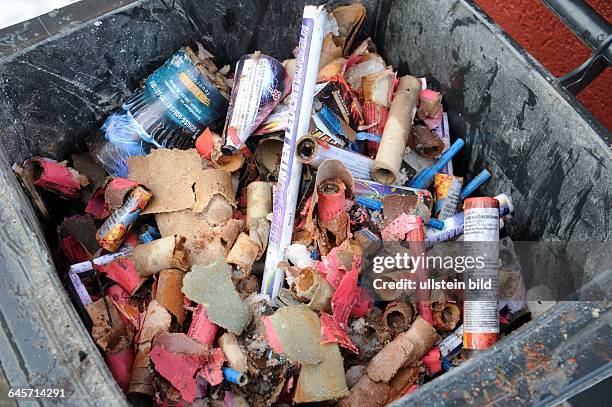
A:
366;317;439;383
156;269;186;323
155;210;244;267
132;235;189;277
266;305;322;364
128;149;203;214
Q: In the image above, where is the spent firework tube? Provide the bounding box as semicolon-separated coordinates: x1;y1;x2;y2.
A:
406;216;434;324
23;157;88;198
96;185;152;252
317;178;346;222
409;138;465;189
261;5;328;301
460;169;491;200
434;173;463;220
296;135;374;179
463;197;500;352
188;304;218;346
221;52;291;155
355;195;383;211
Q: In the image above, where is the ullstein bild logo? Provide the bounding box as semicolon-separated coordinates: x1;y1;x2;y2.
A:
371;253;487;274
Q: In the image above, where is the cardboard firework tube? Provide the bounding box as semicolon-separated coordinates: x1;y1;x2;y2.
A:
226;233;260;273
317;178;346;223
211;148;245;172
406;216;433;324
382;302;413;333
221;52;291;155
366;317;440;383
155;268;186;323
246;181;272;257
340;373;391;407
133;235;189;277
385;365;419;403
23;157;88;198
433;302;461;331
255;134;284;181
294;267;335;312
105;345;134;394
372;76;421;184
434;173;463;220
218;333;248;373
463;197;500;352
129;300;171;395
97;185;153;252
296;135;374;180
188;304;218;346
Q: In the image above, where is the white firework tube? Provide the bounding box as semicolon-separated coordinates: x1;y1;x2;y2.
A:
261;5;328;301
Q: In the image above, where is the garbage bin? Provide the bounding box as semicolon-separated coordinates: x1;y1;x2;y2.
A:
0;0;609;405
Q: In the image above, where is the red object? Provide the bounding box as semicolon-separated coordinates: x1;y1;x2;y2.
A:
422;347;442;375
350;287;373;318
85;188;110;219
195;128;217;160
26;157;86;197
317;178;346;222
464;196;500;210
315;247;348;288
320;312;358;353
332;267;359;326
406;216;433;324
188;305;218;346
150;346;206;403
381;213;422;241
362;100;388;136
107;284;132;305
262;316;284;354
198;348;224;387
94;257;145;295
106;177;139;193
59;235;90;263
105;346;134;394
475;0;611;130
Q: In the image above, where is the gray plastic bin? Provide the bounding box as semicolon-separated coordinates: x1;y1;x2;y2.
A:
0;0;610;405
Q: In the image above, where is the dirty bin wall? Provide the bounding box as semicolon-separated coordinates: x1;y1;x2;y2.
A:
0;0;609;404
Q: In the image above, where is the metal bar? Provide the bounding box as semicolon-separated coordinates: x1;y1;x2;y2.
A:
540;0;612;62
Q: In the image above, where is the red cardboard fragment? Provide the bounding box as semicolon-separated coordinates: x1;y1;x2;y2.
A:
24;157;88;198
320;312;358;353
381;213;421;241
188;305;219;346
332;267;359;326
262;316;283;354
85;187;109;219
422;347;442;375
199;348;225;386
59;235;89;264
350;287;373;318
105;346;134;394
95;257;146;295
150;346;205;403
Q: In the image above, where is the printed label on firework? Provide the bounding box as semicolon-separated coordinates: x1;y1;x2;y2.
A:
464;207;499;241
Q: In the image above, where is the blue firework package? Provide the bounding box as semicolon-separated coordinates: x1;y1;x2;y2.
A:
90;47;230;176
